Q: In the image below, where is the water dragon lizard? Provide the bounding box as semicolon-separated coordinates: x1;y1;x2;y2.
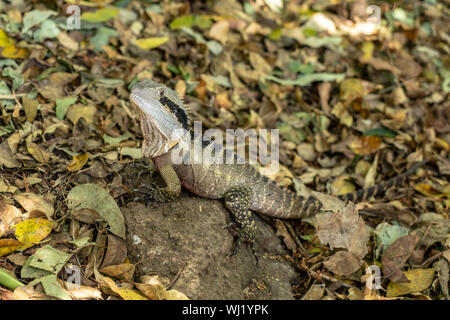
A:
129;79;427;260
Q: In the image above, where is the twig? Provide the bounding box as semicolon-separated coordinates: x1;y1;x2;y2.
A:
285;221;310;258
167;263;186;290
308;270;355;289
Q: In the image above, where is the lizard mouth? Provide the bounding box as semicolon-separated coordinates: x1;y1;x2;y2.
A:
130;86;186;157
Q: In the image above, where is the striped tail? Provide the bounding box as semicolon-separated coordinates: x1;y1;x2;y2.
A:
337;160;428;202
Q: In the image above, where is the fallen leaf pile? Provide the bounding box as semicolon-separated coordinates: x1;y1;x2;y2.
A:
0;0;448;300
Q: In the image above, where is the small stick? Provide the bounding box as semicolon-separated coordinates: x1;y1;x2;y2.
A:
167;263;186;290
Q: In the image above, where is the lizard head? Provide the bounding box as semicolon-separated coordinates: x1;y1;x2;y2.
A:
130;79;191;158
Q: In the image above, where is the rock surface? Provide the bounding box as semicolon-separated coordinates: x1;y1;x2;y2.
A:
122;194;297;299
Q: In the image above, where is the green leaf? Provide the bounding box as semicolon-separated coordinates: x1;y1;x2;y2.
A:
67;184;126;239
267;73;345;86
0;123;15;136
33;20;60;41
28;245;71;274
22;10;57;33
301;36;342;49
81;7;120;23
277;123;306;143
56;96;78;120
69;237;93;248
363;127;398;138
180;26;205;43
390;8;415;26
375;222;409;256
169;15;213;30
119;147;143;159
167;65;180;74
206;40;222;55
302;28;317;37
39;274;72;300
90;27;118;51
103;132;132;145
0;59;18;68
288;61;315;74
269;28;282;41
35;65;67;81
2;66;23;90
209;75;232;88
93;78;125;88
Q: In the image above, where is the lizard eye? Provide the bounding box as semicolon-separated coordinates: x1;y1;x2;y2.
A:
156;88;165;99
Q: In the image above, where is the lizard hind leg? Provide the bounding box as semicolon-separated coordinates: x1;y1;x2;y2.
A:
223;185;259;263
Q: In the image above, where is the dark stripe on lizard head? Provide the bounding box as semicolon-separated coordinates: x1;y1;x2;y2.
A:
159;96;190;131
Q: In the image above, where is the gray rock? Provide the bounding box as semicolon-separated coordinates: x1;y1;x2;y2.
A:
122;194;297;299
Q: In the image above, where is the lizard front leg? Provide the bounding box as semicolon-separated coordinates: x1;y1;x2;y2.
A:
224;185;259;263
135;163;181;203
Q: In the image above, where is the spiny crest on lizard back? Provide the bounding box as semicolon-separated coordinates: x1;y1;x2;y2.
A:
130;79;191;157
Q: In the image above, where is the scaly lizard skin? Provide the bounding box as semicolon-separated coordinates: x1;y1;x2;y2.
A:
130;79;427;260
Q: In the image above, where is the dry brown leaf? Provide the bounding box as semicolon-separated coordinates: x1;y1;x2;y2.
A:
26;138;49;164
135;282;167;300
318;82;331;113
393;53;423;79
100;263;135;281
302;284;325;300
14;193;54;219
0;140;20;168
66;104;97;125
22;96;38;122
323;251;362;276
382;234;420;283
316;202;370;259
215;91;232;109
362;58;400;75
349;136;382;155
209;20;230;44
100;234;127;269
0;203;23;237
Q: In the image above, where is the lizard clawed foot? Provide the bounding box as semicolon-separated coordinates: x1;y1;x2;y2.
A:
226;229;259;265
223;222;239;236
133;183;177;203
227;237;242;258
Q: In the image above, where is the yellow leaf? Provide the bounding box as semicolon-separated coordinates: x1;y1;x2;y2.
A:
101;276;148;300
386;268;435;297
22;96;38;122
414;183;448;198
81;7;119;23
360;41;374;62
134;282;167;300
26;139;50;164
67;153;89;172
340;78;364;106
134;37;169;50
64;0;114;7
115;288;149;300
12;218;54;250
0;239;23;257
0;29;14;47
434;138;450;151
331;175;356;196
166;289;189;300
1;45;29;59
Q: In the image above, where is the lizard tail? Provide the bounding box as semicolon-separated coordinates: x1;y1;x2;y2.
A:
337;159;428;203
